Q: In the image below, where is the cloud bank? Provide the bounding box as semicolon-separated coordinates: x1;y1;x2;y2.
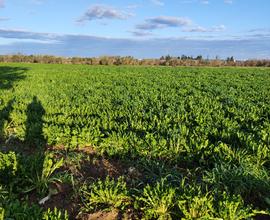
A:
0;29;269;59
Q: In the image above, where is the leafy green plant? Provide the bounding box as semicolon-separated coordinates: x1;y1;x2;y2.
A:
0;185;7;202
138;159;182;184
0;151;17;184
204;158;270;204
0;185;6;220
178;193;216;220
42;207;69;220
217;193;267;220
24;153;64;195
80;176;131;212
0;207;4;220
137;178;176;220
3;200;43;220
176;180;217;220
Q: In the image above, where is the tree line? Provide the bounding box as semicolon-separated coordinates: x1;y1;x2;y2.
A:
0;54;269;67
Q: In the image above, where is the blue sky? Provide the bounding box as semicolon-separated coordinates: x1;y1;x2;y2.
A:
0;0;269;59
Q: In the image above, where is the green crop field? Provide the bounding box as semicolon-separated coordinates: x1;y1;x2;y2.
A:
0;63;270;219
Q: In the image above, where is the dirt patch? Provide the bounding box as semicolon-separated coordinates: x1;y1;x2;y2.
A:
79;157;125;180
47;145;67;152
3;143;141;219
77;146;97;155
42;183;77;218
47;145;96;155
26;182;78;219
0;140;42;155
52;146;129;181
81;210;119;220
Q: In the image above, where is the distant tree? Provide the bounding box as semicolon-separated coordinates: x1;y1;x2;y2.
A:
226;56;235;63
196;55;203;60
99;56;109;65
181;55;187;60
165;55;172;61
114;57;122;66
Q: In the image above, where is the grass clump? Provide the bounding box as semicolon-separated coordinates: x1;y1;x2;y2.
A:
136;178;176;220
80;176;131;212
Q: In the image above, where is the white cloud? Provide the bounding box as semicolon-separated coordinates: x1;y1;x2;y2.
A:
224;0;233;4
184;26;208;32
0;28;59;41
179;0;196;3
0;17;9;21
129;30;154;37
180;0;233;5
30;0;46;5
201;0;209;4
150;0;165;6
184;24;226;32
179;0;208;4
77;4;133;23
248;28;270;33
136;16;192;30
212;24;226;32
0;0;5;8
126;4;140;9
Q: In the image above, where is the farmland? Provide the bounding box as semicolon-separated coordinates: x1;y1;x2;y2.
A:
0;63;270;219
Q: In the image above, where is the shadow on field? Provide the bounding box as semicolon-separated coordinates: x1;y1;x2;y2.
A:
0;66;28;141
1;95;46;150
0;66;27;90
25;96;46;148
0;99;14;141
